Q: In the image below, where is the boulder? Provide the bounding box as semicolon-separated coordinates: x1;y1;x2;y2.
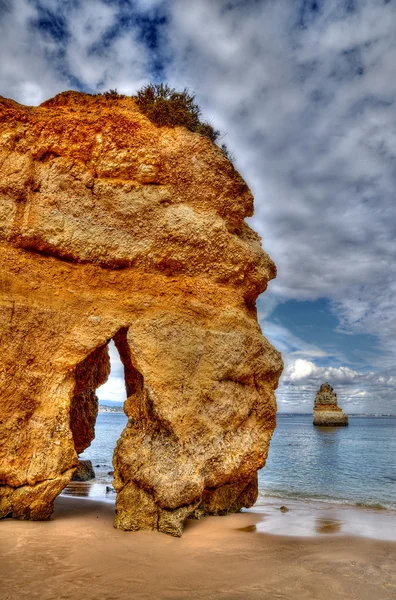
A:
0;92;283;534
313;383;348;426
71;460;95;482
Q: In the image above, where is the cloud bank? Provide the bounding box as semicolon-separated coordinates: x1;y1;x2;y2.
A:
1;0;395;411
278;358;396;414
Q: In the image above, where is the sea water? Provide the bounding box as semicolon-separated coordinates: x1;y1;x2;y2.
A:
79;412;127;483
79;413;396;510
258;414;396;510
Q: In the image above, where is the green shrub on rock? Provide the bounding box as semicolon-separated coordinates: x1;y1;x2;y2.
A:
135;83;217;138
135;83;232;160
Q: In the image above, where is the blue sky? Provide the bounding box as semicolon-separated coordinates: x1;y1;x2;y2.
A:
261;298;380;370
1;0;396;412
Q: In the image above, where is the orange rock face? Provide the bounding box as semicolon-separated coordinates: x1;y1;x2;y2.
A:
0;92;283;535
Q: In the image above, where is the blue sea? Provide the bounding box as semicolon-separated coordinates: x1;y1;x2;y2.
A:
80;413;396;511
259;414;396;510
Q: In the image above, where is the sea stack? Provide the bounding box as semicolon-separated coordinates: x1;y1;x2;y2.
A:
313;383;348;426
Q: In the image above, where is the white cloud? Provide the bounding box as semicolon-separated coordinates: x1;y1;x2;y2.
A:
64;1;150;93
162;0;396;413
286;359;319;382
284;359;360;385
0;0;68;103
277;358;396;414
0;0;151;104
96;341;126;403
1;0;395;411
163;0;396;366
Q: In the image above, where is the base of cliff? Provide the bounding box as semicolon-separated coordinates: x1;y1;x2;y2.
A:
313;411;349;426
71;460;96;482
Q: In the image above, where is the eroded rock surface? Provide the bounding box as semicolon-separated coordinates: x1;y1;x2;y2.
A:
0;91;283;535
71;460;95;482
70;344;110;455
313;383;348;426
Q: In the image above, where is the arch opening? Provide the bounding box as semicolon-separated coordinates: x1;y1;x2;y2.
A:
64;331;132;499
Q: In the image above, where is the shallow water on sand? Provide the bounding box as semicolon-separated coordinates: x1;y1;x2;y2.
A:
65;413;396;512
247;497;396;541
79;412;127;484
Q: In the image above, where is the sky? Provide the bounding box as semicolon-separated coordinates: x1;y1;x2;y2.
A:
1;0;395;413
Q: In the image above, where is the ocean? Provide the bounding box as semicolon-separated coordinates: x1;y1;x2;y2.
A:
79;413;396;511
258;414;396;510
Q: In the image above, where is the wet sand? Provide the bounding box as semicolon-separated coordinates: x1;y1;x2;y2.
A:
1;495;396;600
61;481;396;542
250;497;396;542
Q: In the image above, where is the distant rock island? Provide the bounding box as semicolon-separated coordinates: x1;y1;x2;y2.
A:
313;383;348;426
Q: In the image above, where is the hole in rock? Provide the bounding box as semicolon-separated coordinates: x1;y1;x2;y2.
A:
63;336;130;500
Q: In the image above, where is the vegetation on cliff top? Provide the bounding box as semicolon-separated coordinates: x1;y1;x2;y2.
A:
99;84;232;160
135;83;218;140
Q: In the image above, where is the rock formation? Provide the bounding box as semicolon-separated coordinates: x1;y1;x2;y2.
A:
313;383;348;426
71;460;95;482
0;91;283;535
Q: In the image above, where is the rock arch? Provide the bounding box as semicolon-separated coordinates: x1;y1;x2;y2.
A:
0;92;283;535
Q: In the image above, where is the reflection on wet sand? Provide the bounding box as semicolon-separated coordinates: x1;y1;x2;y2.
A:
315;517;342;534
60;485;396;542
237;524;257;532
249;497;396;541
62;482;116;501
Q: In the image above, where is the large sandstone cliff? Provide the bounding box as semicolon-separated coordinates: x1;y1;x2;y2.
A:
0;91;283;535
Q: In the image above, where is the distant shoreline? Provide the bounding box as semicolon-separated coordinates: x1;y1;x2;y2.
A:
277;412;396;417
98;407;396;416
98;405;124;413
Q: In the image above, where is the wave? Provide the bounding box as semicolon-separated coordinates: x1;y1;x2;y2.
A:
256;488;396;512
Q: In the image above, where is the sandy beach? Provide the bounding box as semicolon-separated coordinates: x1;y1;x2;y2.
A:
1;493;396;600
